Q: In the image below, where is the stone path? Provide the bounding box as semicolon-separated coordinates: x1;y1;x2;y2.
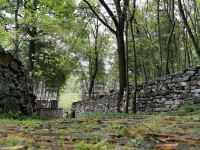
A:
0;114;200;149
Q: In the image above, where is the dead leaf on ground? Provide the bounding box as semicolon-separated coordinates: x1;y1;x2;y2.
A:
157;143;178;150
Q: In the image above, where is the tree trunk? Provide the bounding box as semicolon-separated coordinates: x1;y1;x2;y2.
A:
125;13;129;113
178;0;200;57
116;29;126;112
83;0;127;112
14;0;20;58
28;38;36;80
88;19;99;99
157;0;162;76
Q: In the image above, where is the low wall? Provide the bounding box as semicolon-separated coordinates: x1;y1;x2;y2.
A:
72;93;118;117
72;66;200;117
37;108;64;119
132;67;200;112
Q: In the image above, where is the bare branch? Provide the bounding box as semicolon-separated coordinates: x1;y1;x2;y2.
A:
99;0;119;26
83;0;117;35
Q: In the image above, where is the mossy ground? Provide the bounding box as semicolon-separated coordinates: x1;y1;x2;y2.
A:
0;112;200;150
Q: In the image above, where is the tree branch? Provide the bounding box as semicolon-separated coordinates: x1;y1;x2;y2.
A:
99;0;119;26
83;0;116;35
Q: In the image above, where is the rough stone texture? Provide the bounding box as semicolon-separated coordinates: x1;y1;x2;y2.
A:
0;51;35;114
37;108;64;119
131;67;200;112
72;93;118;117
72;66;200;117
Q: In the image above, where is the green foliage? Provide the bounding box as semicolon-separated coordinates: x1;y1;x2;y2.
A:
0;112;28;120
176;102;199;116
35;49;75;89
127;137;142;147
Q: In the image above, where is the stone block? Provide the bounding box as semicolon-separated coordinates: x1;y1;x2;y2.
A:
165;101;174;105
184;70;195;76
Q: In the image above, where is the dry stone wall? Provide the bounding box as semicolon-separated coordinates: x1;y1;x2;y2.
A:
132;67;200;112
72;93;118;117
72;67;200;117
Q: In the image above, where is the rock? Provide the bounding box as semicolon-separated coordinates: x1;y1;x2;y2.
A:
165;101;174;105
184;70;195;76
0;53;35;115
192;89;200;93
181;82;187;86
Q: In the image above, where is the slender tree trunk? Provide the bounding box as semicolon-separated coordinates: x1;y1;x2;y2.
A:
157;0;162;76
14;0;20;58
88;20;99;98
125;11;129;113
178;0;200;57
166;0;175;75
130;0;137;113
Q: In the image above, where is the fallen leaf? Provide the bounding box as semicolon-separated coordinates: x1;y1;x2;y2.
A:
157;143;178;150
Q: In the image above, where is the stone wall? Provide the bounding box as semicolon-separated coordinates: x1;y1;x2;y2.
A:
0;50;35;114
72;92;118;117
131;67;200;112
72;66;200;117
37;108;64;119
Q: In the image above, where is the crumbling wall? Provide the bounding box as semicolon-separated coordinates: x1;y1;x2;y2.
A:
72;66;200;117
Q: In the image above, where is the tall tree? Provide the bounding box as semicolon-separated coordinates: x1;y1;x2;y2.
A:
83;0;129;112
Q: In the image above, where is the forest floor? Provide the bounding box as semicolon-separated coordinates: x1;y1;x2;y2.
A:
0;113;200;150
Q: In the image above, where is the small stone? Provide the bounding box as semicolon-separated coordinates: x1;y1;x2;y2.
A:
184;70;195;76
181;82;187;86
192;89;200;93
174;100;180;105
165;101;174;105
